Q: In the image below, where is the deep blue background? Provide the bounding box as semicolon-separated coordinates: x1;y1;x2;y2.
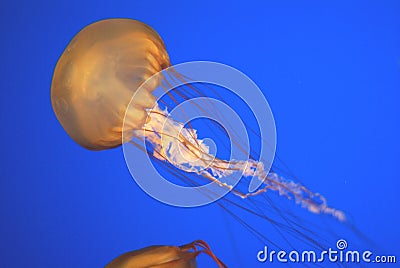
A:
1;1;399;267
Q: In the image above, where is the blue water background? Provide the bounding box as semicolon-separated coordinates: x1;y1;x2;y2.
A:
0;1;399;267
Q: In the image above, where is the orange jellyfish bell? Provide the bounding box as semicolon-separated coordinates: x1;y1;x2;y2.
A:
51;18;170;150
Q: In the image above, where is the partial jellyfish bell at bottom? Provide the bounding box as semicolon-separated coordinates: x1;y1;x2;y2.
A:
105;240;227;268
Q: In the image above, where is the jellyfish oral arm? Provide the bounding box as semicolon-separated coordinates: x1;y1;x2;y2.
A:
135;105;345;222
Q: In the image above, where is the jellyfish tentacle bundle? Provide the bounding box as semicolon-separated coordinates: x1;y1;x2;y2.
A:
139;104;345;221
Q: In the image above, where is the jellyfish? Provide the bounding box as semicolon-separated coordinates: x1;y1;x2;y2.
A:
105;240;226;268
51;18;348;264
